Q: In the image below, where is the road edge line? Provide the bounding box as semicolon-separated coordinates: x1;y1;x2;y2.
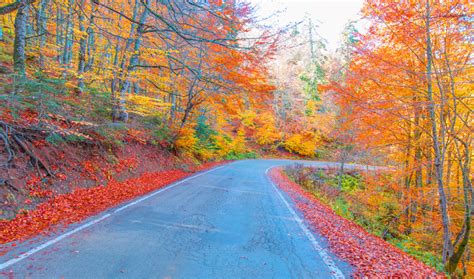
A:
265;167;346;279
0;165;226;271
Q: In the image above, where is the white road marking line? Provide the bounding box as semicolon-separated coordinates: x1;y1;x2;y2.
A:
0;214;111;271
0;165;226;271
265;167;346;279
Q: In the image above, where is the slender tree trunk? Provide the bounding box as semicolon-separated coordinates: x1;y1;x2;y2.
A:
61;0;74;68
111;39;120;107
447;139;472;274
403;116;414;232
113;0;149;122
425;0;452;266
446;152;452;200
13;3;28;77
56;5;63;63
77;0;86;94
169;92;176;126
25;4;33;38
84;1;96;71
413;98;423;216
37;0;49;68
112;0;138;121
176;74;199;134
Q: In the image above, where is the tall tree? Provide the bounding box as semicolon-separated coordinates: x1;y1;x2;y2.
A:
327;0;472;275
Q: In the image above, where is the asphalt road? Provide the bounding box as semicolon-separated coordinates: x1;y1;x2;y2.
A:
0;159;356;278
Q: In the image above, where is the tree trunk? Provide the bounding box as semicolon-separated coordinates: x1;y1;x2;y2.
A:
0;0;37;15
37;0;49;67
447;139;472;274
445;151;452;200
413;98;423;217
77;0;86;94
425;0;452;266
25;4;33;38
56;6;63;63
13;3;28;77
111;38;120;103
403;115;414;233
113;0;149;122
169;91;176;126
61;0;74;68
84;1;96;71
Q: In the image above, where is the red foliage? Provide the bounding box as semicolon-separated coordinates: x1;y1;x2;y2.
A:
81;160;99;181
0;161;226;245
114;156;138;173
26;175;54;198
0;108;14;123
269;168;442;278
55;173;67;181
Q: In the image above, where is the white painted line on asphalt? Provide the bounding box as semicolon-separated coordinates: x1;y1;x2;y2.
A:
0;213;111;271
0;165;226;271
265;167;346;279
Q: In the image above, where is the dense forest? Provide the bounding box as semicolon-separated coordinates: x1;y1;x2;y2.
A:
0;0;472;277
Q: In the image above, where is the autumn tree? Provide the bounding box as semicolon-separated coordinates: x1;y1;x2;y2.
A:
0;0;38;77
0;0;279;162
327;0;472;275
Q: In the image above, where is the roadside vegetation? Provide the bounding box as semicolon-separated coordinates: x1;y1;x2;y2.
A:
270;167;440;278
285;164;445;272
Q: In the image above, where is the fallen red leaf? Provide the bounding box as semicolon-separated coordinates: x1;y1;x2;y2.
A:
0;161;227;245
269;168;443;278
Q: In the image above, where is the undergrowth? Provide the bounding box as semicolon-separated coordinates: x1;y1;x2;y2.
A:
284;164;444;272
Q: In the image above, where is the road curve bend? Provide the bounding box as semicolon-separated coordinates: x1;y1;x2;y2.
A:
0;159;354;278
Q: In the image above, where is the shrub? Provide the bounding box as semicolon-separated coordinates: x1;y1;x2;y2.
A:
153;125;173;145
224;151;257;160
283;132;318;156
255;112;281;146
334;197;352;218
95;124;127;148
175;126;198;153
328;173;361;192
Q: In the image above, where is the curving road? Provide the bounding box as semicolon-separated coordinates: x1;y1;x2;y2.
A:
0;160;356;278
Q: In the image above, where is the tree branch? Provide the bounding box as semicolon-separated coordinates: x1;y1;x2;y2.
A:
0;0;36;15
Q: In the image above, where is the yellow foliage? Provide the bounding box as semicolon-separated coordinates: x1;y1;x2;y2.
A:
195;148;216;161
213;134;230;157
284;132;318;156
305;99;318;116
255;112;281;146
213;127;247;157
127;95;170;117
233;127;247;153
239;110;257;128
175;127;197;153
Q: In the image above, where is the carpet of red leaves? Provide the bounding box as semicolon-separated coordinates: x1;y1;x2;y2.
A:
269;167;442;278
0;161;225;246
